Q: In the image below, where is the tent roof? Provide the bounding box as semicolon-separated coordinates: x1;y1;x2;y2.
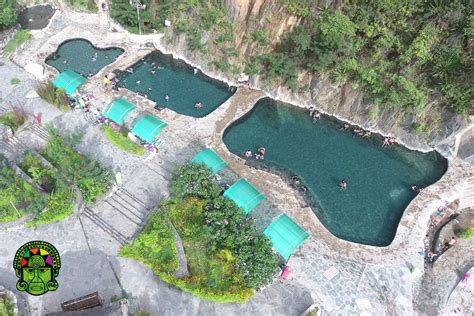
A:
52;70;86;95
223;178;265;214
263;214;309;260
131;114;167;143
103;98;137;125
191;149;227;173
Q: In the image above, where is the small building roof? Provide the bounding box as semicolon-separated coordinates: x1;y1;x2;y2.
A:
131;114;167;143
223;178;265;214
103;98;137;125
52;70;86;95
263;214;309;260
191;148;227;173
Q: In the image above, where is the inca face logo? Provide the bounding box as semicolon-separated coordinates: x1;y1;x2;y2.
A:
13;241;61;296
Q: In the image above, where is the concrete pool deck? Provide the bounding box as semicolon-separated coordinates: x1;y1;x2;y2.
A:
1;4;473;315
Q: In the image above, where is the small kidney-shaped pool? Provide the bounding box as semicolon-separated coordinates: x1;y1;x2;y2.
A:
45;38;124;77
223;98;447;246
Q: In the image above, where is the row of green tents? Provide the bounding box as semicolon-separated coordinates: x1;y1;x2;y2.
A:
53;70;167;144
53;70;308;260
192;148;309;260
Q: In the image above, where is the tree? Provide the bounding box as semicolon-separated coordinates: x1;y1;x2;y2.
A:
0;0;17;28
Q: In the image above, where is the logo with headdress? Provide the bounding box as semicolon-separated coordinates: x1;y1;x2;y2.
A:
13;241;61;296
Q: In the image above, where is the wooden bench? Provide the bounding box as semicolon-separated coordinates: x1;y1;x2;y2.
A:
61;292;103;311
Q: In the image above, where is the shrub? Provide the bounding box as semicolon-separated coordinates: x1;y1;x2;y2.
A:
4;30;31;54
0;105;27;133
41;129;112;203
0;0;17;28
411;122;427;134
65;0;98;13
169;163;221;201
37;81;70;111
10;78;20;85
101;125;147;155
457;227;474;240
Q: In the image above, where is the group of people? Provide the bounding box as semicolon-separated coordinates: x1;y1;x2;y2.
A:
70;94;94;112
411;184;424;193
291;176;308;193
103;74;119;91
382;137;396;147
308;106;321;121
244;147;266;160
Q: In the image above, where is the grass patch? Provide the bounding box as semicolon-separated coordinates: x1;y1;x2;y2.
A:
0;159;45;223
0;295;14;316
101;125;146;155
4;30;31;54
41;127;112;203
10;78;20;85
65;0;98;13
0;105;28;133
18;154;75;226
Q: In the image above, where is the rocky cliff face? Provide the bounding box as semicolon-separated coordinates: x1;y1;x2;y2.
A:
161;0;470;155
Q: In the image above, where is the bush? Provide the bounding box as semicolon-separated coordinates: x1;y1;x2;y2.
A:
41;129;112;203
65;0;98;13
18;153;74;226
0;161;45;222
101;125;147;155
37;81;70;111
169;163;221;202
4;30;31;54
0;105;27;133
0;0;17;28
120;211;179;273
457;227;474;240
10;78;20;85
411;122;427;134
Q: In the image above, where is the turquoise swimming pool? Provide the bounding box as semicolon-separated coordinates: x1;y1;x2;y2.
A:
223;98;447;246
114;51;235;118
45;38;124;76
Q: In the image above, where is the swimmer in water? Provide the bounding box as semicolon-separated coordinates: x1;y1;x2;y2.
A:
339;180;347;190
194;68;198;75
244;150;252;158
165;95;170;101
136;80;141;85
63;59;68;64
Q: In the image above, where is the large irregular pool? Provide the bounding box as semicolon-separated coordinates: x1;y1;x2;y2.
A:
223;98;447;246
114;51;235;118
45;38;124;76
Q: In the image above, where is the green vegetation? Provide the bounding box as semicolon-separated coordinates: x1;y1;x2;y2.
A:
64;0;98;13
0;158;45;223
262;2;473;115
457;227;474;240
0;0;17;29
101;124;146;155
110;0;233;50
120;211;179;273
10;78;20;85
0;105;27;133
3;30;31;54
41;127;112;203
120;163;278;303
0;294;14;316
36;81;70;112
18;154;74;226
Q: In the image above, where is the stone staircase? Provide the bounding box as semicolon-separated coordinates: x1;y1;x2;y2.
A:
81;188;149;246
458;177;474;211
0;136;29;159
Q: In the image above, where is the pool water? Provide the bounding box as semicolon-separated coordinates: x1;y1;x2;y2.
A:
45;38;124;76
115;51;234;118
223;98;447;246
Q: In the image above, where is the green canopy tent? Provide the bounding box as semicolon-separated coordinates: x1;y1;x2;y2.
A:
191;148;228;173
103;98;137;125
223;178;265;214
131;114;167;143
263;214;309;260
52;70;86;96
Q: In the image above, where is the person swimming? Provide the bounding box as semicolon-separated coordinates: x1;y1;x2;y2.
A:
194;68;198;75
63;59;68;64
136;80;141;85
165;95;170;101
292;175;300;185
244;150;252;158
151;69;156;75
147;87;152;92
194;101;203;109
339;180;347;190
